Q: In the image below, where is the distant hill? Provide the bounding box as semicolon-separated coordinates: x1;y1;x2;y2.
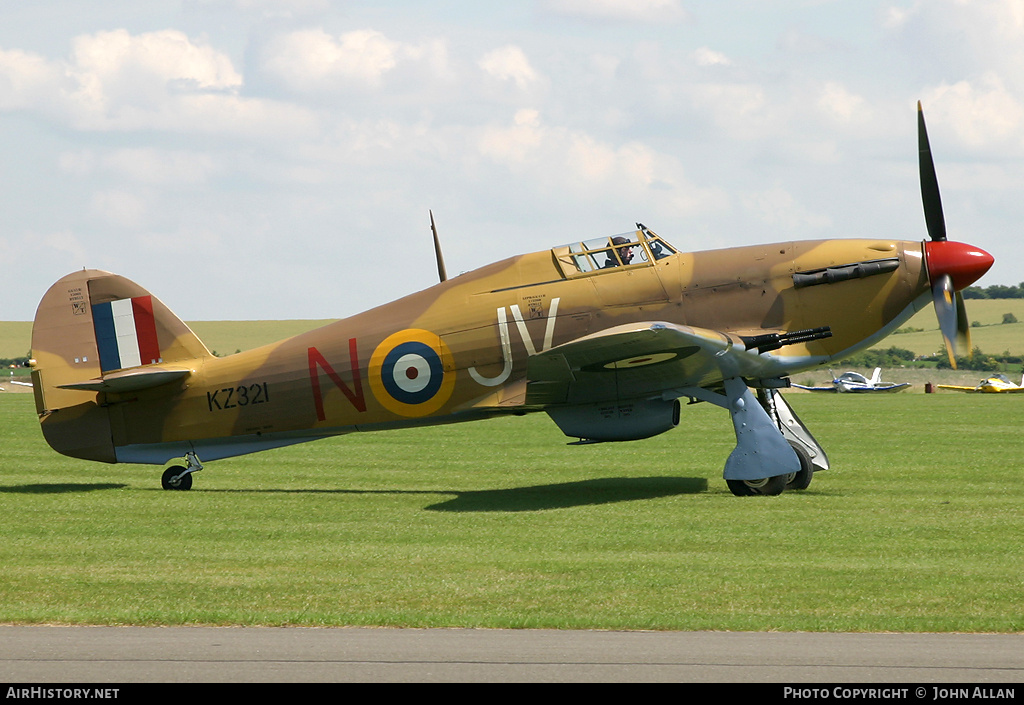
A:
868;299;1024;357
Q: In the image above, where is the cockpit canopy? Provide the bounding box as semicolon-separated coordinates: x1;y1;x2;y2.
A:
551;224;676;278
836;372;869;384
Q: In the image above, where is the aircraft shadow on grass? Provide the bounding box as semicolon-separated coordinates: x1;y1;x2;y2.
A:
0;482;128;494
423;476;707;512
193;476;708;512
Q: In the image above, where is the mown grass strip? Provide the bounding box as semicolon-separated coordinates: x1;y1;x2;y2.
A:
1;393;1021;631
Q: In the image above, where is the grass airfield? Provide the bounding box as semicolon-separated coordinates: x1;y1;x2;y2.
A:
2;390;1022;632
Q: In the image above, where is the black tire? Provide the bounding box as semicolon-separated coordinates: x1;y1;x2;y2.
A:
161;466;193;491
786;441;814;491
726;479;757;496
727;474;787;497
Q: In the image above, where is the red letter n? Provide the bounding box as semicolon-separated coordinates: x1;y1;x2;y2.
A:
308;339;366;421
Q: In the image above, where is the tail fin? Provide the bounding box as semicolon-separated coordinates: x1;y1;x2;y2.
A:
30;269;210;462
870;367;882;385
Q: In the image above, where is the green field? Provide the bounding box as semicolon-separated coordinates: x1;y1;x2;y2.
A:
2;392;1022;632
884;299;1024;358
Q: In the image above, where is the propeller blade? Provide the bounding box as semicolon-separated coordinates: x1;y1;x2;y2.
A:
955;289;971;356
918;101;947;242
932;273;960;368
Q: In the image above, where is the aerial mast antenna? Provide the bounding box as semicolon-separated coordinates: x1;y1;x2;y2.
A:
430;210;448;283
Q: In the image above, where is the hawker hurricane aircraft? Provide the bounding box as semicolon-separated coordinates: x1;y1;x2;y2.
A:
28;104;994;496
937;373;1024;394
793;368;911;393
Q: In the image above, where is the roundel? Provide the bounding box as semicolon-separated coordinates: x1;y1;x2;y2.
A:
369;329;456;417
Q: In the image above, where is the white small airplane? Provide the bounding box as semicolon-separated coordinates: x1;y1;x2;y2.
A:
793;368;911;393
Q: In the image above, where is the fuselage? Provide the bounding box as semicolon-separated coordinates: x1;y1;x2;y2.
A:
976;375;1023;393
108;234;935;463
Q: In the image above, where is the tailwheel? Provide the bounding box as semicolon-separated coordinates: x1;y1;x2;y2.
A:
161;466;193;491
726;474;788;497
161;451;202;491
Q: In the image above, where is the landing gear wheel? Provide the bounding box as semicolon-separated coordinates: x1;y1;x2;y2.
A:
726;474;788;497
786;441;814;491
161;466;193;491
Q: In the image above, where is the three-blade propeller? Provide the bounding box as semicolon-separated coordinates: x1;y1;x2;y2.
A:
919;101;972;368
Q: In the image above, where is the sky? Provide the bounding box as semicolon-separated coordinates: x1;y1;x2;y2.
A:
2;0;1022;322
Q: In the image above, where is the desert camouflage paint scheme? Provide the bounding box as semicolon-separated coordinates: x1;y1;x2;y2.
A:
27;106;995;496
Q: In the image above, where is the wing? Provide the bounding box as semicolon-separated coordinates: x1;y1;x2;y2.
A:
792;384;837;392
874;383;911;392
847;382;911;392
524;321;785;406
935;385;978;392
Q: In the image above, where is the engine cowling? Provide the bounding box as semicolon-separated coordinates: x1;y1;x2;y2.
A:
546;397;680;442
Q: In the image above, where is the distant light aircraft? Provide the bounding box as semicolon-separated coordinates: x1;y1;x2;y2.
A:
793;368;911;393
28;104;994;496
1;371;33;390
937;373;1024;394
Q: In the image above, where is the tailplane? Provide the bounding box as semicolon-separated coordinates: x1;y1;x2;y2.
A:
30;269;210;462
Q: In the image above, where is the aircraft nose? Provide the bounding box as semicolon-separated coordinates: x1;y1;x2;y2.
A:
924;240;994;291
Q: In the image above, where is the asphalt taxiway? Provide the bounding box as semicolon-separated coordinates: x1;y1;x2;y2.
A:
2;627;1023;683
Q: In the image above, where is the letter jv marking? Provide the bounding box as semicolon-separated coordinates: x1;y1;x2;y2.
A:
470;297;559;387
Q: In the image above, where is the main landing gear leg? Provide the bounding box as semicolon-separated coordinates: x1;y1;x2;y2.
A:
683;377;824;496
161;451;203;491
756;386;829;491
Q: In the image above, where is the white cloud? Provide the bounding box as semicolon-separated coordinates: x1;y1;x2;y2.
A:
478;108;545;165
817;82;871;124
260;28;449;92
71;29;242;93
0;48;66;110
923;73;1024;150
261;28;400;87
881;5;916;30
65;29;242;122
0;29;315;136
693;47;731;67
479;45;540;89
478;109;726;217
